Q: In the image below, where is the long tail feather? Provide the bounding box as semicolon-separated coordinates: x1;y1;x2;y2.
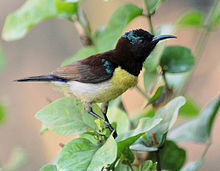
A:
15;75;67;82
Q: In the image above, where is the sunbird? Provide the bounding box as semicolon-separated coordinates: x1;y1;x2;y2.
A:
16;29;176;138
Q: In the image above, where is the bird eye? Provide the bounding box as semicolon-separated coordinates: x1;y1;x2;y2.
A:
138;39;144;44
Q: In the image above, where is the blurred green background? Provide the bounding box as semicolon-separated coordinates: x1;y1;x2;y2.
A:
0;0;219;170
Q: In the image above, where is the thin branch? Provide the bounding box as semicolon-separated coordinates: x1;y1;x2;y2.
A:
128;163;134;171
73;9;96;47
152;132;161;171
155;150;161;171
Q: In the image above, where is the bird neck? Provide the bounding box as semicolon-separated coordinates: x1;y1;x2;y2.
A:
109;39;144;76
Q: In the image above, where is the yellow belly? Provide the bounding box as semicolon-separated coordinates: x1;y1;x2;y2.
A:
93;67;138;102
52;67;138;103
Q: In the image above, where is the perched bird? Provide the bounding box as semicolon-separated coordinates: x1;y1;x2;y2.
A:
16;29;176;138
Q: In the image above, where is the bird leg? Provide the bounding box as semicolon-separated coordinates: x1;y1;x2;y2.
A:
85;103;117;138
101;102;118;138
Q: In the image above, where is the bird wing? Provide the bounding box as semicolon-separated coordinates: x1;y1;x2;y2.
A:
51;53;117;84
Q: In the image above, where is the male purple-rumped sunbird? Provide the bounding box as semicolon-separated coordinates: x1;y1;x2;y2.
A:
16;29;176;138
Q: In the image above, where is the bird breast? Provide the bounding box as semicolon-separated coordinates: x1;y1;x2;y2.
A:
52;67;138;103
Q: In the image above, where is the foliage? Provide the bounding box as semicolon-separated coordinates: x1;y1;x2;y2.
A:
1;0;220;170
0;48;6;71
0;102;6;125
148;140;186;170
1;0;79;41
169;96;220;143
160;46;195;73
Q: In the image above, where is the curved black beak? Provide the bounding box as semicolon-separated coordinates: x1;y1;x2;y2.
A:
152;35;177;43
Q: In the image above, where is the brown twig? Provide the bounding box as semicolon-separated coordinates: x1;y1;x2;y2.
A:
59;143;65;148
152;132;161;171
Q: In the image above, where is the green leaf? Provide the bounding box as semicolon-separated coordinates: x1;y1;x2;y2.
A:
210;3;220;30
139;160;157;171
143;69;159;93
109;96;126;112
87;135;117;171
40;164;58;171
116;117;162;144
80;131;99;144
131;107;155;127
115;161;131;171
0;48;6;71
115;161;138;171
176;10;204;28
148;140;186;171
179;97;200;117
0;102;6;125
181;159;204;171
130;138;158;152
57;138;99;171
146;86;164;107
160;46;195;73
121;147;135;164
168;96;220;143
97;4;143;52
132;97;185;151
62;46;97;66
116;117;162;158
35;97;98;136
145;96;186;146
57;136;117;171
2;0;79;41
144;24;174;71
115;117;161;165
144;0;165;14
165;72;190;92
108;107;130;134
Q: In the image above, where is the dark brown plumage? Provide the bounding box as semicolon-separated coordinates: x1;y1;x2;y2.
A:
52;51;118;83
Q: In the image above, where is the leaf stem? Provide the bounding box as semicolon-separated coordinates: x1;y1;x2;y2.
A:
201;138;212;159
135;85;150;100
144;0;155;34
148;15;155;35
162;72;169;89
128;163;134;171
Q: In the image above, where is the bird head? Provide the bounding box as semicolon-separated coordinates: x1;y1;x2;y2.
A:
115;29;176;64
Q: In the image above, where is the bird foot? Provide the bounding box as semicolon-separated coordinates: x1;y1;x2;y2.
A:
104;122;117;138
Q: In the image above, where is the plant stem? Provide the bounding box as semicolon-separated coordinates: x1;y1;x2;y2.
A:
162;72;169;89
147;14;154;34
73;9;96;47
155;150;161;171
182;0;219;92
135;85;150;100
152;132;161;171
194;0;218;58
128;163;134;171
144;0;155;34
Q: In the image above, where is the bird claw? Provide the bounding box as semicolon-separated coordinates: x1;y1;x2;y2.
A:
104;122;117;138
